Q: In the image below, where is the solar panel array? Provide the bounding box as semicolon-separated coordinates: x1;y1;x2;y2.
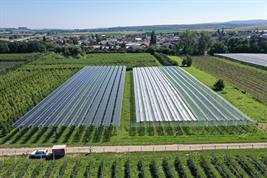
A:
216;53;267;68
134;66;255;126
14;66;126;128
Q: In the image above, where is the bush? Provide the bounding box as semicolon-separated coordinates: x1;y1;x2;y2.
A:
174;157;188;178
200;155;215;178
150;159;160;178
98;161;105;178
213;79;224;91
187;156;201;178
125;159;132;178
153;52;178;66
111;160;119;178
162;158;174;178
137;160;145;178
182;55;192;67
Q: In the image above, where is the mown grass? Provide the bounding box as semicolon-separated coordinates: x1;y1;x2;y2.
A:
0;149;266;178
169;56;267;123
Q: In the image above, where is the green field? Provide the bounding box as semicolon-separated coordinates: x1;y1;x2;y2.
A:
0;53;39;60
169;56;267;123
0;53;40;72
31;53;160;69
0;149;266;177
0;53;267;147
191;56;267;104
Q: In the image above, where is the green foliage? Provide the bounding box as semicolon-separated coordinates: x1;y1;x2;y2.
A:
170;55;267;122
162;158;174;178
32;53;159;69
98;161;105;178
197;32;212;55
174;157;188;178
124;159;132;178
153;52;178;66
0;41;9;53
111;160;119;178
209;41;228;55
137;160;146;178
200;155;216;178
0;67;77;134
182;55;192;67
227;37;249;53
187;156;201;178
0;149;267;177
211;156;230;178
213;79;225;91
150;31;157;46
150;159;160;178
192;55;267;104
179;30;198;55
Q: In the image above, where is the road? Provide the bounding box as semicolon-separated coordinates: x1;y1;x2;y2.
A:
0;142;266;156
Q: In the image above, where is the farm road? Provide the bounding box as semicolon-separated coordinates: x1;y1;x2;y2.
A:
0;142;267;156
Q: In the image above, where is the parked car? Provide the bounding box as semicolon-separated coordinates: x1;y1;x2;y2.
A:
29;150;49;158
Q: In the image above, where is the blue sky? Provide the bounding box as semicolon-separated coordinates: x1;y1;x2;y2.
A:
0;0;266;29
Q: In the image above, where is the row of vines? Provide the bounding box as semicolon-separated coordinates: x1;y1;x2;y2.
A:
0;65;80;135
192;56;267;104
0;151;266;177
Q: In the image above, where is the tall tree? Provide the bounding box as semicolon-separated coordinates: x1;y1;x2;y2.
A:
0;41;9;53
197;32;212;55
150;31;157;46
179;30;197;55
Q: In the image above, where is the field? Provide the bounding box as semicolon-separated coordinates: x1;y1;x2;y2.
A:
0;53;39;60
216;53;267;68
0;149;266;177
133;66;254;126
0;53;267;147
0;53;39;72
0;65;79;135
31;53;160;69
169;56;267;123
190;55;267;104
14;66;126;128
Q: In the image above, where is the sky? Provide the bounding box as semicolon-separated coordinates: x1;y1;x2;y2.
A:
0;0;266;29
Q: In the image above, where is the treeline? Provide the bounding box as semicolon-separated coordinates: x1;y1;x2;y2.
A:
0;40;83;57
1;31;266;57
210;35;267;54
178;31;267;55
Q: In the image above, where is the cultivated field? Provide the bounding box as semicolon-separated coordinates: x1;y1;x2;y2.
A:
134;66;254;126
14;66;126;128
0;53;266;146
0;150;266;177
216;53;267;68
0;66;79;135
169;56;267;123
191;56;267;104
31;53;160;69
0;53;39;72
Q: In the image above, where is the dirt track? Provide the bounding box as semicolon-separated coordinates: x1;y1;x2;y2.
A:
0;142;266;156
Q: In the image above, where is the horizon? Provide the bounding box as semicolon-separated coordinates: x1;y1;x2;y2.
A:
1;19;267;30
0;0;266;29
